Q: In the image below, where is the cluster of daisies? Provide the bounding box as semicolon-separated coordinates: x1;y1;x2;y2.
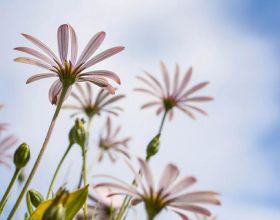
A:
0;23;220;220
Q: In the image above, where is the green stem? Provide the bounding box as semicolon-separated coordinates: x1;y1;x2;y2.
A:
82;145;88;218
47;143;72;199
158;110;168;134
0;168;20;215
7;85;69;220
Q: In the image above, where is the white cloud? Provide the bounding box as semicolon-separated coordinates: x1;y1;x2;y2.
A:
1;0;280;219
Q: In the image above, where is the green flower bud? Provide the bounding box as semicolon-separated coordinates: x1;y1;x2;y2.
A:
28;189;44;208
146;134;160;160
13;143;30;169
43;203;65;220
69;119;86;147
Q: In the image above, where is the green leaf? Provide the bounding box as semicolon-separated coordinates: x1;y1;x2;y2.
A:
29;186;88;220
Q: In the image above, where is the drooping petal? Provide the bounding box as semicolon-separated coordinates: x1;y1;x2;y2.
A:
80;70;121;84
159;163;180;191
177;106;196;120
82;46;125;69
99;95;125;109
171;191;220;205
76;31;106;66
21;33;60;62
26;73;57;84
134;88;160;98
48;80;63;104
14;47;56;66
79;76;109;87
57;24;69;63
170;204;211;216
15;57;52;70
171;209;190;220
141;101;161;109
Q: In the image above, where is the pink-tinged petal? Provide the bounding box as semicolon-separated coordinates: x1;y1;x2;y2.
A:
68;24;78;64
144;71;165;96
159;163;179;191
141;101;161;109
15;57;52;70
79;76;109;88
156;107;164;115
168;110;174;120
26;73;57;84
14;47;56;66
99;95;125;109
21;33;60;62
177;106;196;120
136;75;161;94
48;80;63;104
71;91;86;107
168;176;197;195
80;70;121;84
172;63;180;95
160;61;170;96
138;158;154;190
57;24;69;63
83;46;125;69
0;135;17;150
95;182;137;196
85;82;93;104
171;191;220;205
171;210;190;220
175;67;192;97
181;82;209;98
104;85;116;95
76;31;106;65
62;104;82;110
171;204;211;216
184;105;208;116
134;88;160;98
106;117;112;137
184;96;213;102
131;198;143;206
75;83;87;103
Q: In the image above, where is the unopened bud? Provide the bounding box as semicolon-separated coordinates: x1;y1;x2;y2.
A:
146;134;160;160
13;143;30;169
43;203;65;220
69;119;86;147
28;189;44;208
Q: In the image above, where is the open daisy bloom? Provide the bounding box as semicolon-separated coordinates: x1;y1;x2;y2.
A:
64;82;125;119
0;135;17;168
135;62;213;120
98;117;131;162
95;158;220;220
15;24;124;104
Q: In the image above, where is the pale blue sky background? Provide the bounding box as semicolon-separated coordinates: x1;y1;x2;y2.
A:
1;0;280;219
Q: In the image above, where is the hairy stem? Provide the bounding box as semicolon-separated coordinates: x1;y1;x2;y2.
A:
47;143;72;199
0;168;20;215
7;85;69;220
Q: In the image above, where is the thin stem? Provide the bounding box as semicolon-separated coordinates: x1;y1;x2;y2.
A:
47;143;72;199
82;145;88;218
7;85;69;220
0;168;20;215
158;110;168;134
116;110;169;220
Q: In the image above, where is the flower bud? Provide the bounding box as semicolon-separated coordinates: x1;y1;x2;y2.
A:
13;143;30;169
43;203;65;220
28;189;44;208
146;134;160;160
69;119;86;147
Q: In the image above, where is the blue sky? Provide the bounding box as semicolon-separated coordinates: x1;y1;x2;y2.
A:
1;0;280;219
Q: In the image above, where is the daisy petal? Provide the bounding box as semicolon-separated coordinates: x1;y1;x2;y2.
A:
168;176;197;195
83;46;125;69
48;80;63;104
21;33;59;62
159;163;180;190
80;70;121;84
77;31;106;65
57;24;69;63
68;24;78;64
26;73;57;84
15;57;52;70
